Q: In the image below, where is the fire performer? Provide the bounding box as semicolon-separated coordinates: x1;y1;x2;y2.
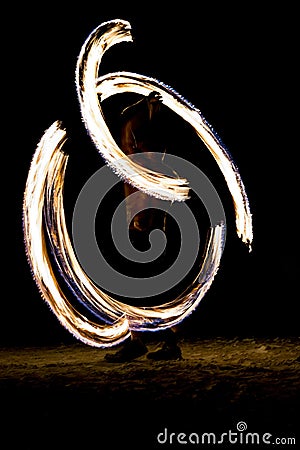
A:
105;91;182;362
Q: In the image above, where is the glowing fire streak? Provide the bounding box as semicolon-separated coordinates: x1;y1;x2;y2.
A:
23;121;225;342
76;19;252;246
23;122;130;347
23;19;253;347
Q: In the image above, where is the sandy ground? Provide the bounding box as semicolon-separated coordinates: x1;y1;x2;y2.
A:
0;336;299;448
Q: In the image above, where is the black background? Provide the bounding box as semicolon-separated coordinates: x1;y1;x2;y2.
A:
7;2;299;347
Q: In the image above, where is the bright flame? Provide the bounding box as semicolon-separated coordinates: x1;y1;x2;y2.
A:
76;19;252;246
23;19;253;347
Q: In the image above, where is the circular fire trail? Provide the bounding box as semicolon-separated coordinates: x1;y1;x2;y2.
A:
23;19;252;347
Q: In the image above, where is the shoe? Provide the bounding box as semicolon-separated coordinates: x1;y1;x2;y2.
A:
147;342;182;361
105;338;148;363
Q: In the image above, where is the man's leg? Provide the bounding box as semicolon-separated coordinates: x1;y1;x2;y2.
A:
147;326;182;360
104;331;148;363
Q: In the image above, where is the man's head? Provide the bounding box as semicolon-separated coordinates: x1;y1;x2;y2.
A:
147;91;162;119
148;91;162;104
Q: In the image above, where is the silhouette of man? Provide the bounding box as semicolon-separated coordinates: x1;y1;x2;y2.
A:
105;91;182;362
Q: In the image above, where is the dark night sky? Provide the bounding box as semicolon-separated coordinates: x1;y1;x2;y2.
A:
7;3;299;346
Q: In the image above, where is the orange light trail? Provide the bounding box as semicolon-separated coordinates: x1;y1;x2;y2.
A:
23;19;252;347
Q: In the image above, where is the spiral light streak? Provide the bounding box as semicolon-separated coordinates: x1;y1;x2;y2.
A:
76;19;190;203
77;19;252;246
23;119;225;342
23;19;253;347
23;122;130;347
